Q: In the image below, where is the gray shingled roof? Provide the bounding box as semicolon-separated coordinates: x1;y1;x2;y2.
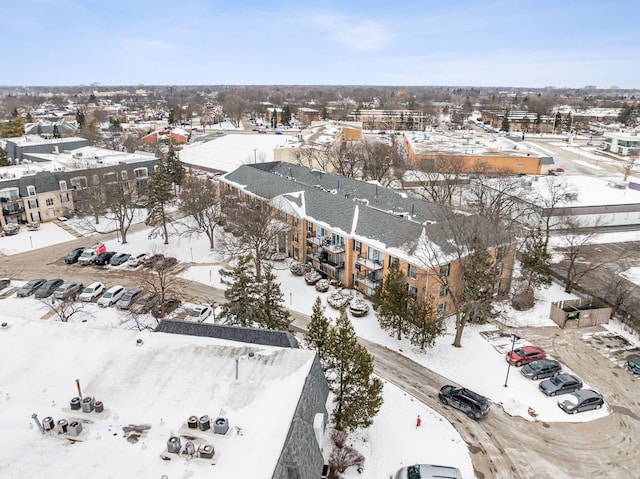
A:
223;162;455;251
155;320;300;348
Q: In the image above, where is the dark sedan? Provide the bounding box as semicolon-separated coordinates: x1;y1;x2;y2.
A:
109;252;131;266
34;278;65;298
558;389;604;414
520;359;562;380
539;373;583;397
17;278;47;297
129;291;159;314
152;299;182;318
93;251;117;266
64;247;86;264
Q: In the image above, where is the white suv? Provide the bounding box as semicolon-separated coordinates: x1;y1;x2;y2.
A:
97;285;125;307
127;253;146;268
79;282;105;302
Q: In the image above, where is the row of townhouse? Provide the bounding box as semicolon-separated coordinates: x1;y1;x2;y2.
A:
220;162;515;317
0;156;156;229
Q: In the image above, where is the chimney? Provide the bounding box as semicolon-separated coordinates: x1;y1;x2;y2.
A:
32;413;44;435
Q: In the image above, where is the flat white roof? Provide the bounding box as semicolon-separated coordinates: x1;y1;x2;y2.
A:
1;318;315;478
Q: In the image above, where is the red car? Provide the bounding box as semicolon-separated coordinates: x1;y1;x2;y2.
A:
506;345;547;366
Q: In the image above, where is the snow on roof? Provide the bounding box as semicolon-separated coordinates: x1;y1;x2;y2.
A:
1;318;315;478
179;134;289;172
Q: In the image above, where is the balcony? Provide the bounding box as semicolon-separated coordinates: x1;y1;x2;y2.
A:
307;236;345;253
356;275;382;290
2;206;25;216
356;256;384;271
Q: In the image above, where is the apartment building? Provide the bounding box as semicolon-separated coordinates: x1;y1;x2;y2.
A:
220;162;515;318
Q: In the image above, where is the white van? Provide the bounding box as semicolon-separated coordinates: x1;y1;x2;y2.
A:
97;285;125;307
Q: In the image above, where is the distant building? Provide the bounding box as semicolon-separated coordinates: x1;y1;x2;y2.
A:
3;135;89;164
603;131;640;157
142;127;190;145
348;109;428;132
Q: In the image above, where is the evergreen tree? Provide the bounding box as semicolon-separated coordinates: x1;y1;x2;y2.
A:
165;141;186;190
52;124;61;138
219;255;259;327
520;226;553;289
281;105;292;126
461;233;496;323
0;117;24;138
0;147;9;167
146;159;173;244
372;260;411;340
36;124;42;136
564;113;573;132
76;109;85;129
325;308;383;432
26;112;32;122
501;109;510;132
255;264;290;330
409;297;444;350
305;297;331;367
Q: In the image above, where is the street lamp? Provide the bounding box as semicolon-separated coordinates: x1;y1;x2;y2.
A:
504;333;520;387
253;149;257;164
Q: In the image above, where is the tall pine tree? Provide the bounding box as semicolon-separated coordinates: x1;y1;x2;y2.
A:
219;255;259;327
325;308;383;432
409;297;444;350
146;159;173;244
305;297;331;367
255;264;290;330
520;226;553;289
372;260;411;340
165;140;186;192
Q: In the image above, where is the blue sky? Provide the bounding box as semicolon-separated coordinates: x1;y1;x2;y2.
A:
2;0;639;88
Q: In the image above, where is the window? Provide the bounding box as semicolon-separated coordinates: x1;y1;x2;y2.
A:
60;192;70;203
293;247;299;260
439;263;450;277
45;198;54;207
354;240;362;253
27;199;38;209
59;180;67;191
495;263;503;276
307;222;314;234
292;217;298;226
121;170;128;181
389;256;399;267
408;264;417;279
437;303;446;317
134;167;148;178
103;172;117;183
70;176;88;189
27;185;36;197
497;245;506;258
370;248;382;263
293;232;299;243
408;285;418;301
92;174;99;185
439;284;449;297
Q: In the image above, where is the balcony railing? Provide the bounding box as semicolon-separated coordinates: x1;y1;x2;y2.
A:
355;256;384;271
2;206;25;216
356;275;382;290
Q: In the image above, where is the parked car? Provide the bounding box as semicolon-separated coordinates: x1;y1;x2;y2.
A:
127;253;147;268
129;291;159;314
64;247;86;264
506;345;547;366
520;359;562;380
187;305;213;322
78;249;98;266
16;278;47;297
143;253;165;268
0;278;10;292
558;389;604;414
34;278;64;298
438;385;490;419
109;252;131;266
395;464;462;479
627;355;640;376
54;281;84;300
539;373;583;396
155;256;177;271
116;287;143;310
79;282;105;302
93;251;117;266
152;299;181;318
97;285;126;307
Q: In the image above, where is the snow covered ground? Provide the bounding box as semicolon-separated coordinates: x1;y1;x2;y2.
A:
2;218;640;478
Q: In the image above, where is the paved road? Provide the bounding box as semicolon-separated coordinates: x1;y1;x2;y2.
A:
2;234;639;478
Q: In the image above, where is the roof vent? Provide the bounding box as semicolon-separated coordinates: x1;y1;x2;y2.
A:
214;417;229;435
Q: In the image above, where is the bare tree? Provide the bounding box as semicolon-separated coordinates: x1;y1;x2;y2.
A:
413;155;469;206
176;173;225;249
619;152;639;181
361;139;394;185
220;201;290;280
222;95;248;128
41;297;89;323
104;179;143;244
534;176;573;253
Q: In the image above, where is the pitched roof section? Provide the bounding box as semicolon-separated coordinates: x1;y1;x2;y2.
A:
223;162;454;251
155;320;300;348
